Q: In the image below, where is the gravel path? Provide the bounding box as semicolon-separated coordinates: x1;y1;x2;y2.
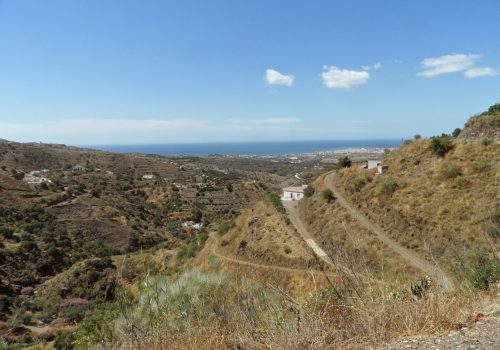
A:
208;231;336;276
324;172;454;292
377;306;500;349
282;200;332;264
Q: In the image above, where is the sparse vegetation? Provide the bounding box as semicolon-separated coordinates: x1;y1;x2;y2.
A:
218;219;236;235
377;176;398;196
303;185;315;198
1;101;499;349
481;204;500;239
430;134;453;157
439;162;462;179
453;175;469;188
322;188;335;202
336;156;352;169
455;250;500;290
471;158;490;173
348;174;370;193
267;192;286;213
481;138;493;146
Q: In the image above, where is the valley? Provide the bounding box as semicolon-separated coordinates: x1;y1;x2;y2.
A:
0;105;499;349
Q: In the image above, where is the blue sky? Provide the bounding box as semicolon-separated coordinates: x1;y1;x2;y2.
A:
0;0;499;144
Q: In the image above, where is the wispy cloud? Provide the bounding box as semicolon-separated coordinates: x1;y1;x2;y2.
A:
417;53;496;78
418;54;479;77
321;66;370;89
362;62;382;71
0;117;301;144
464;67;498;78
265;69;295;86
228;117;300;125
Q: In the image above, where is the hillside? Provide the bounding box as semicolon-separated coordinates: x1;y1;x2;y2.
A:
0;106;499;349
315;139;499;281
0;139;311;348
458;103;500;141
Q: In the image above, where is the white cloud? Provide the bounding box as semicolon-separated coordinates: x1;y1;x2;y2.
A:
321;66;370;89
265;69;295;86
362;62;382;71
418;54;480;77
464;67;498;78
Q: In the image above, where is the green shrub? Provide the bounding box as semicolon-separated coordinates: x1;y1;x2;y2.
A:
383;148;391;159
440;163;462;179
283;245;292;254
303;185;315;198
485;102;500;114
73;303;119;349
471;158;490;173
378;176;398;196
481;205;500;239
114;269;282;338
430;135;453;157
218;219;236;235
348;174;369;193
54;331;75;350
453;175;469;188
267;192;285;213
452;128;461;138
336;156;352;169
414;134;422;140
322;189;335;202
462;250;500;290
481;138;493;146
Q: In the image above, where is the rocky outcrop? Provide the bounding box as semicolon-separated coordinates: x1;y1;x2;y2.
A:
458;104;500;141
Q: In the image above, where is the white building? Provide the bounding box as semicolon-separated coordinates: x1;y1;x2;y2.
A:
182;221;204;230
72;165;87;173
378;165;389;174
142;174;155;180
367;160;381;169
282;185;307;201
23;175;51;185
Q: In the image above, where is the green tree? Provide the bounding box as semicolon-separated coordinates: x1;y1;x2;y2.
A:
430;134;453;157
322;189;335;202
336;156;352;169
303;185;315;198
452;128;461;138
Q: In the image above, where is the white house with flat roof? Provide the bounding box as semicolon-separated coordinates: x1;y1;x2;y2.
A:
282;185;307;201
367;160;381;169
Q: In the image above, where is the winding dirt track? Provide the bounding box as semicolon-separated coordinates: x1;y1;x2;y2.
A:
324;172;454;291
209;231;337;277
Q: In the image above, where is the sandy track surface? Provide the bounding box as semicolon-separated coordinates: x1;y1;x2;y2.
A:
324;172;454;291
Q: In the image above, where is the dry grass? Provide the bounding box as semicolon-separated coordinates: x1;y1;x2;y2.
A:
331;140;499;272
92;266;479;350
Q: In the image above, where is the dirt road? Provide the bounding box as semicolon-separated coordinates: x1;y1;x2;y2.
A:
208;231;336;277
324;172;454;291
282;200;332;265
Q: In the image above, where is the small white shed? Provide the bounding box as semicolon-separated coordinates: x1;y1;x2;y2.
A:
367;160;381;169
378;165;389;174
282;185;307;201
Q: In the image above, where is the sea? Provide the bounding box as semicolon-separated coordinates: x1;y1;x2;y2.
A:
90;140;401;157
